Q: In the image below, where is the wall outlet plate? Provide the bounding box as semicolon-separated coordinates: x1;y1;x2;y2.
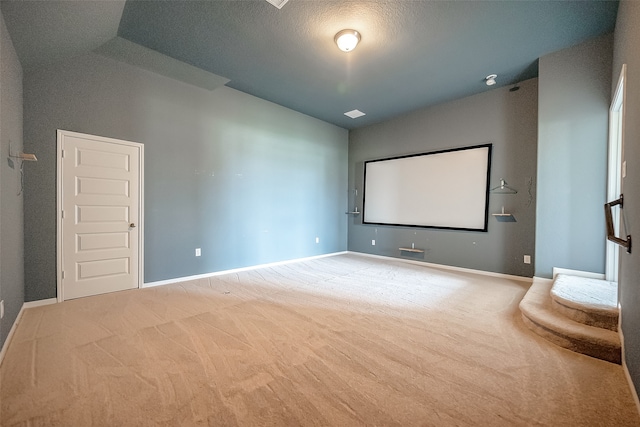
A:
315;237;320;243
0;300;4;319
195;248;201;257
524;255;531;264
372;239;376;246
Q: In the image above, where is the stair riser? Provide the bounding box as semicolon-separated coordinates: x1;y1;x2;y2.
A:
521;313;621;364
551;299;619;331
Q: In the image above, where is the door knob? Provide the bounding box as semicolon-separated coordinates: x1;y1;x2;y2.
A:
129;223;136;228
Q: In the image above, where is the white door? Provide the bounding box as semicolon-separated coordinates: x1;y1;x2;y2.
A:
605;65;626;283
57;130;143;301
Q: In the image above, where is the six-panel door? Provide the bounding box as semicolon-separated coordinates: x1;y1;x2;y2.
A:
60;131;141;300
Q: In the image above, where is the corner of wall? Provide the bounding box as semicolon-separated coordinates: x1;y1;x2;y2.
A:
0;8;26;351
613;0;640;407
535;34;613;278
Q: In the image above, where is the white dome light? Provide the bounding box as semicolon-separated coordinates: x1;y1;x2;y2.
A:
335;29;361;52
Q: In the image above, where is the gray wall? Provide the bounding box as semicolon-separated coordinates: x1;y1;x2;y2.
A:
348;79;538;277
23;53;348;301
0;10;24;349
613;0;640;399
535;34;613;278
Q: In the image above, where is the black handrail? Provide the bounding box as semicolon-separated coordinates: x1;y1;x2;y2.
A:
605;194;631;253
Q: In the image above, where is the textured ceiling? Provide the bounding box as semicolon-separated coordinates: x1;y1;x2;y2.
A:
2;1;619;129
0;1;125;70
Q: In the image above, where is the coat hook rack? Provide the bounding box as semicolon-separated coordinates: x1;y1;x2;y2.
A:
605;194;631;253
490;179;517;194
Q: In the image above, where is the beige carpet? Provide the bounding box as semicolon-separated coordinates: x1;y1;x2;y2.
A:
1;253;638;426
551;274;619;331
520;279;621;364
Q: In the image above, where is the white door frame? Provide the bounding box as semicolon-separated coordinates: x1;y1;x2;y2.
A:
605;65;626;283
56;130;144;302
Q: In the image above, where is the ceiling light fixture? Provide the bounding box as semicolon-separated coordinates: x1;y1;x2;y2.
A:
485;74;497;86
335;29;361;52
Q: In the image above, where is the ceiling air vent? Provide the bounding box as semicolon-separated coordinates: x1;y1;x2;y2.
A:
344;109;366;119
265;0;289;9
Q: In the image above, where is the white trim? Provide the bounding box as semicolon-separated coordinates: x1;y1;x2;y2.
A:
142;251;349;288
0;298;58;367
56;130;144;301
56;134;63;302
619;305;640;416
139;142;145;288
23;298;57;309
348;251;533;283
532;276;554;286
0;304;25;367
552;267;606;280
606;64;627;282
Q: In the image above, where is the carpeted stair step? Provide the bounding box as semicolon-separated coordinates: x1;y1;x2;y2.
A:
519;278;621;364
550;274;618;331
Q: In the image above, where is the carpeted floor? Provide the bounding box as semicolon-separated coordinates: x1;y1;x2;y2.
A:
1;253;638;426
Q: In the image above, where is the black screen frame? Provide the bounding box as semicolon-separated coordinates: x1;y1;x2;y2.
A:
362;143;493;232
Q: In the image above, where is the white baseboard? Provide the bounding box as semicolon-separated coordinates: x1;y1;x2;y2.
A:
0;297;58;367
552;267;605;280
24;298;57;309
619;307;640;416
532;276;554;286
0;304;25;368
143;251;349;288
348;251;533;283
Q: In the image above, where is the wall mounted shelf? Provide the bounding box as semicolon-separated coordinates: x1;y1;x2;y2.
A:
492;206;516;222
399;247;424;253
8;141;37;162
9;152;37;161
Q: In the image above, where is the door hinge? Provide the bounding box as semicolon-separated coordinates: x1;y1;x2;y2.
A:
61;210;65;219
61;149;65;158
62;271;65;279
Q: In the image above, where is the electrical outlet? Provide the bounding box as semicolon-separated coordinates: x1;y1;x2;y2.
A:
524;255;531;264
315;237;320;244
372;239;376;246
195;248;201;257
0;300;4;319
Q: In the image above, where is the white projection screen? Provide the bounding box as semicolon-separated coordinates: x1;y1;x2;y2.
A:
363;144;492;231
